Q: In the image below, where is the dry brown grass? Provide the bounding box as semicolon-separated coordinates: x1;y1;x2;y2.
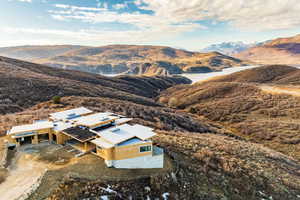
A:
154;131;300;199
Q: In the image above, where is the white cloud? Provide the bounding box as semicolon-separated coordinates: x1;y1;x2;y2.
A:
54;4;107;12
138;0;300;31
4;0;300;48
50;3;206;36
0;25;200;46
112;3;127;10
49;0;300;36
16;0;32;2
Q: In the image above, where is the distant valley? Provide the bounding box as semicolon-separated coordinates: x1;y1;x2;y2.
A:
0;45;249;76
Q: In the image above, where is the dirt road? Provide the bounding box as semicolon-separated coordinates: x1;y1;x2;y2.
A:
260;85;300;97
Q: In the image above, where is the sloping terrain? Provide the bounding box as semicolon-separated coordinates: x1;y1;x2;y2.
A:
0;45;249;75
236;34;300;65
159;65;300;161
209;65;298;83
0;56;190;114
206;64;300;86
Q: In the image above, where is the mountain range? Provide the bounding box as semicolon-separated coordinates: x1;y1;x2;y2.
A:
201;41;256;55
0;45;249;75
235;34;300;65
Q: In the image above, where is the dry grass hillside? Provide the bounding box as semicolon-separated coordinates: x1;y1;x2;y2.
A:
0;56;191;114
160;65;300;161
0;45;249;75
209;65;298;83
236;34;300;65
207;64;300;86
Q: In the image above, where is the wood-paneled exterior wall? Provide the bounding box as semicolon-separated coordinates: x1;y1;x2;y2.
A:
96;141;152;161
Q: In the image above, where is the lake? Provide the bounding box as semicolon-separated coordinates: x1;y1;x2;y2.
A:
182;65;259;83
102;65;260;83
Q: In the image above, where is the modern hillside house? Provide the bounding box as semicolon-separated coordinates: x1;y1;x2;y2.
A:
91;124;163;168
7;107;164;169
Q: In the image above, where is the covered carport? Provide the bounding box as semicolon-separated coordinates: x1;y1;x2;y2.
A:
8;121;54;146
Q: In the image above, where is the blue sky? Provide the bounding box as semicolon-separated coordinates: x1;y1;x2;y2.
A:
1;0;300;50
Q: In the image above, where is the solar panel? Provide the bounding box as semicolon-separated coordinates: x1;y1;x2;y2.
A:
63;126;96;142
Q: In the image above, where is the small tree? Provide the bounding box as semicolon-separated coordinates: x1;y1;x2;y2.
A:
168;97;178;108
52;96;61;104
189;107;198;114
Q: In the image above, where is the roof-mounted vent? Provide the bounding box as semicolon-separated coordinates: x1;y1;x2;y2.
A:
101;117;110;121
111;128;120;133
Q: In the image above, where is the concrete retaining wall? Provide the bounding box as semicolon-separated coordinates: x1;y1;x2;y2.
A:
112;153;164;169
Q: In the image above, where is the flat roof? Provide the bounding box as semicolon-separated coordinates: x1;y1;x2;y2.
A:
53;121;74;132
9;121;53;135
71;112;118;127
96;124;156;145
63;126;96;142
50;107;93;121
114;118;133;125
117;138;146;147
126;124;155;140
91;138;114;149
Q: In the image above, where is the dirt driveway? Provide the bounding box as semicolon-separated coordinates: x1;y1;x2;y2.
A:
0;143;72;200
0;151;47;200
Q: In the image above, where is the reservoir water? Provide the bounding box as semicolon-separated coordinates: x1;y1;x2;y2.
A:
182;65;259;83
103;65;260;83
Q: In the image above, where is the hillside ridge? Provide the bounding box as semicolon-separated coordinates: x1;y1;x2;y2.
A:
0;56;190;114
235;34;300;65
0;44;249;75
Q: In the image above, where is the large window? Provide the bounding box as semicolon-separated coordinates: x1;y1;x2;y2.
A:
140;145;152;152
